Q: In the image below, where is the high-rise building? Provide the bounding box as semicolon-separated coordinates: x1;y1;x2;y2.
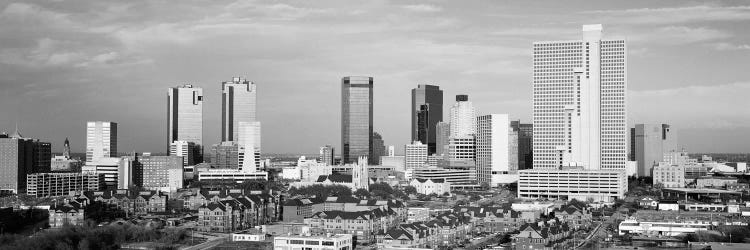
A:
170;140;195;167
238;121;261;172
511;121;533;170
221;77;257;142
32;141;51;173
449;95;476;138
341;76;373;164
138;155;183;192
411;84;443;154
405;141;428;170
85;121;117;163
371;132;385;165
435;122;450;156
207;142;239;169
476;114;519;186
167;84;203;162
531;24;626;170
0;132;33;194
633;124;676;177
319;145;335;165
520;24;628;202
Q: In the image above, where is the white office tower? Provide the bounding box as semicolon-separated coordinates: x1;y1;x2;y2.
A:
387;145;395;157
449;95;476;138
476;114;519;186
436;121;450;156
531;24;626;170
170;140;195;167
86;121;117;163
222;77;257;142
167;84;203;156
237;121;261;172
319;145;335;166
519;24;627;202
405;141;428;170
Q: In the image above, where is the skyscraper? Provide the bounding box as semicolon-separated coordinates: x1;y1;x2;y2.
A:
531;24;627;170
341;76;373;164
449;95;476;138
238;121;261;172
411;84;443;154
633;124;676;177
511;121;533;170
167;84;203;160
436;121;450;156
319;145;335;165
222;77;257;142
371;132;385;165
519;24;628;202
476;114;518;186
86;121;117;163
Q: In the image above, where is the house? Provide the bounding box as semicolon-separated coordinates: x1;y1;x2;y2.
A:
79;189;167;216
513;219;572;250
409;178;451;196
304;207;399;244
551;205;592;230
658;200;680;211
456;206;536;233
179;188;280;223
639;197;658;209
48;200;85;228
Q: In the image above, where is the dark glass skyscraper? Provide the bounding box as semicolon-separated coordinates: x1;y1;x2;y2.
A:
371;132;385;165
511;120;533;170
411;85;443;154
341;76;373;164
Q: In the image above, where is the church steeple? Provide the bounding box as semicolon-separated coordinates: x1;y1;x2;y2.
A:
63;137;71;158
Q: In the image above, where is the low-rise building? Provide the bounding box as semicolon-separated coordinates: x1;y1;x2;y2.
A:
48;200;85;228
513;218;572;250
638;197;658;209
658;200;679;211
653;163;685;188
618;219;711;236
273;234;353;250
407;208;431;223
79;189;167;216
551;205;592;230
305;207;399;244
283;198;324;223
409;178;450;196
518;168;627;202
26;172;102;197
456;206;532;233
727;183;750;192
696;176;738;188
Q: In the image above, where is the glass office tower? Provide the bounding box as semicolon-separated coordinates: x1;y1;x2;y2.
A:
411;85;443;154
341;76;373;164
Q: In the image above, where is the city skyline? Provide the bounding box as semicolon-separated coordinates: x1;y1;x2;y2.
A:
2;0;750;154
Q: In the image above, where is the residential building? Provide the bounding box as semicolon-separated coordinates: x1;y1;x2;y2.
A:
435;122;450;156
85;121;117;163
80;189;167;216
283;198;324;223
633;124;676;177
513;219;572;250
26;172;102;197
305;208;398;244
179;189;279;222
222;77;257;142
523;24;627;201
531;24;627;171
518;168;627;202
319;145;335;166
376;212;473;248
48;200;85;228
456;206;536;233
405;141;428;170
409;178;450;195
551;205;593;230
371;132;385;165
476;114;519;186
411;84;443;155
407;208;430;223
511;121;533;170
167;84;203;162
273;234;353;250
341;76;373;164
198;195;274;233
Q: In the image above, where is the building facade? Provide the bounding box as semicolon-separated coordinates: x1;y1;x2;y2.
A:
86;121;117;163
411;84;443;155
222;77;258;142
341;76;373;164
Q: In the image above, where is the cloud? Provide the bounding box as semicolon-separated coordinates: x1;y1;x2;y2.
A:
402;4;442;13
629;82;750;129
621;26;731;45
713;42;750;51
583;5;750;25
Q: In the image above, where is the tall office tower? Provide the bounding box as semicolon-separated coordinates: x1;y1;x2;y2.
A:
511;121;533;170
170;140;195;167
85;121;117;163
371;132;385;165
411;84;443;154
449;95;477;137
221;77;257;142
633;124;676;177
319;145;335;165
341;76;373;164
63;138;71;159
436;122;450;156
0;132;33;194
532;24;627;170
405;141;428;170
237;121;261;172
167;84;203;161
476;114;519;186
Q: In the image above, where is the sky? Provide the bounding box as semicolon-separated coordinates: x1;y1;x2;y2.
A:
1;0;749;154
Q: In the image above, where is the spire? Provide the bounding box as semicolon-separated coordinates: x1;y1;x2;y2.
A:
10;122;23;139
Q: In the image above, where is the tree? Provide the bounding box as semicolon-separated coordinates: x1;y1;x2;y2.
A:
354;189;370;199
480;183;491;190
404;186;417;195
